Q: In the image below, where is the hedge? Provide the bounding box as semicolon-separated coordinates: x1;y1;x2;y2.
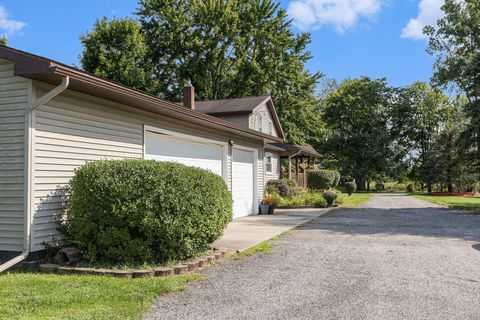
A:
307;170;341;190
265;179;300;197
322;190;338;205
67;159;232;264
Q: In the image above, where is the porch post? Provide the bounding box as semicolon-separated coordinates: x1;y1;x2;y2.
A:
296;156;299;183
288;156;292;179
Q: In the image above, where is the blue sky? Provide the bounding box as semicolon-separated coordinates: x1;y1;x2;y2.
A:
0;0;444;88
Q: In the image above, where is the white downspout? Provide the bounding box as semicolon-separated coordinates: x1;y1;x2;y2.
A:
0;76;69;273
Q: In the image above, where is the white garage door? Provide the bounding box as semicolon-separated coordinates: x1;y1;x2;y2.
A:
144;130;224;177
232;148;255;219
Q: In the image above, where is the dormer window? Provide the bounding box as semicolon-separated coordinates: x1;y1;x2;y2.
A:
268;120;273;135
258;115;263;132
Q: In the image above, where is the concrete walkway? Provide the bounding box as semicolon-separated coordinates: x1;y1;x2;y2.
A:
212;207;334;252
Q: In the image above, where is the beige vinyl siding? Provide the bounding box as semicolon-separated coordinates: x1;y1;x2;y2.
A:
257;147;264;201
31;84;240;251
0;59;29;252
31;88;144;251
216;115;249;128
264;152;280;184
249;103;278;137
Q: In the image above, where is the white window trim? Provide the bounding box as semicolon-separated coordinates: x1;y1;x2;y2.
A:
265;152;273;174
268;119;273;135
258;115;263;132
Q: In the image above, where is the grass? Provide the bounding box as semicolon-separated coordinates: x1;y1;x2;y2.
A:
0;271;203;320
412;194;480;213
229;233;284;260
337;193;372;207
230;241;274;260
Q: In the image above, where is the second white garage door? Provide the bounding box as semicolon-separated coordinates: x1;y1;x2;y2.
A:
232;148;256;219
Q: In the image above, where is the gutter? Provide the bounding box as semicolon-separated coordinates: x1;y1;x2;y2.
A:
50;65;283;143
0;45;281;143
0;76;70;273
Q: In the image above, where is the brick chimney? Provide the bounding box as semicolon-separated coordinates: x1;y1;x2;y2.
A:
183;82;195;110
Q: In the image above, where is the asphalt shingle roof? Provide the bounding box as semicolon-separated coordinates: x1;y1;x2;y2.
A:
195;95;270;114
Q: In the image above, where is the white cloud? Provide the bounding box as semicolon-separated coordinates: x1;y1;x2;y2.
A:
0;6;26;37
287;0;383;32
401;0;444;40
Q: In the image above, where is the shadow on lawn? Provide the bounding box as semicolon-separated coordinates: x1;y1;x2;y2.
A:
444;202;480;212
298;204;480;242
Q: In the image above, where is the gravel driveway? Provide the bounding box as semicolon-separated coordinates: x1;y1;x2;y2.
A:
144;194;480;320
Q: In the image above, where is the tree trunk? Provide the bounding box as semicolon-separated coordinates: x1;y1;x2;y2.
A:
427;184;432;194
356;178;366;191
367;181;370;191
448;183;453;193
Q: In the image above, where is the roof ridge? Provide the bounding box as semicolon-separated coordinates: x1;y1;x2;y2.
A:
196;95;270;103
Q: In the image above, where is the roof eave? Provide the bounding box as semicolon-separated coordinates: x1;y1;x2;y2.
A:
0;46;283;144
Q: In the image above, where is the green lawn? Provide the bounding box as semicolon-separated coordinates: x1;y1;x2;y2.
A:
412;194;480;212
338;193;372;207
230;240;274;260
0;271;202;320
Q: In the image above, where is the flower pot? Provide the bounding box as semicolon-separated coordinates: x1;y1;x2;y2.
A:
268;205;275;215
259;203;270;215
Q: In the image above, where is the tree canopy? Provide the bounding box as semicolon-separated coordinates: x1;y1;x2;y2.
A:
80;0;323;145
320;77;393;190
78;0;479;192
425;0;480;169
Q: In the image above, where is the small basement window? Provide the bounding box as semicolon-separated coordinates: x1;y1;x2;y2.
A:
266;153;272;173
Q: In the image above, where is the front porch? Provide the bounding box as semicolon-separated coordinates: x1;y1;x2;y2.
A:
266;143;321;189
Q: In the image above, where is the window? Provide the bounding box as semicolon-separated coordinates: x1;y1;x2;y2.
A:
258;115;263;132
266;153;272;173
268;120;273;135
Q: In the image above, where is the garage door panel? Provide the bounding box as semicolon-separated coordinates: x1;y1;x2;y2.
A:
232;148;255;219
144;130;223;177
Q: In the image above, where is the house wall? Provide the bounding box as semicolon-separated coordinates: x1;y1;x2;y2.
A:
215;115;249;128
30;82;264;251
0;59;30;252
264;151;280;184
249;103;278;137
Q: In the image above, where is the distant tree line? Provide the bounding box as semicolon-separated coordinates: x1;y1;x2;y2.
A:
318;78;478;192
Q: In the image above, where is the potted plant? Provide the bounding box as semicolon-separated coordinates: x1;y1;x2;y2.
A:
259;199;270;215
263;194;278;215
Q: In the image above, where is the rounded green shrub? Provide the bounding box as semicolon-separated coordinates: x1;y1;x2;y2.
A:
314;197;328;207
322;190;338;206
67;159;232;265
344;181;357;196
266;179;299;197
307;170;340;190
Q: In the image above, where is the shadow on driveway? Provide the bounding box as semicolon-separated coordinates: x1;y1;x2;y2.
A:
298;206;480;242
